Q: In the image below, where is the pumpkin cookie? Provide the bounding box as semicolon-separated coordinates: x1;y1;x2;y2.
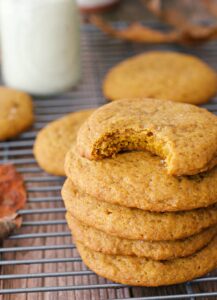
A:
0;86;34;141
62;179;217;241
77;98;217;176
65;146;217;212
67;215;217;260
76;236;217;286
103;51;217;104
34;109;94;176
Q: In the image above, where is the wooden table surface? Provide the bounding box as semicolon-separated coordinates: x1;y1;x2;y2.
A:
0;1;217;299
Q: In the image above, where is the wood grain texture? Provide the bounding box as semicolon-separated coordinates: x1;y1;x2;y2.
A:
0;175;130;299
0;1;217;298
1;164;216;299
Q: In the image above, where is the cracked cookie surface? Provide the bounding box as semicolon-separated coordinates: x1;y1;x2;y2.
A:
62;179;217;241
67;214;217;260
77;99;217;176
76;236;217;286
65;146;217;212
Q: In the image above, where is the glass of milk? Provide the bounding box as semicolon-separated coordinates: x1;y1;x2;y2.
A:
0;0;81;96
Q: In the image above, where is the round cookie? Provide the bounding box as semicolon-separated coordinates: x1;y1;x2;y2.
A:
103;51;217;104
76;236;217;286
67;215;217;260
76;98;217;176
65;146;217;212
0;86;34;141
62;179;217;241
34;109;94;176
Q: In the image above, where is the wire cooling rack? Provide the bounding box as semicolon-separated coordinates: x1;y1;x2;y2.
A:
0;22;217;300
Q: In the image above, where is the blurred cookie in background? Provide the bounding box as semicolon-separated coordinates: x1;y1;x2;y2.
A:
0;86;34;141
103;51;217;104
34;109;95;176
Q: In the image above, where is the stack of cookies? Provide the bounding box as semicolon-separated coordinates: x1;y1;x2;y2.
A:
62;98;217;286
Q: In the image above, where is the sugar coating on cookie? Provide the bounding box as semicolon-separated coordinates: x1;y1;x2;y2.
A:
103;51;217;104
62;179;217;241
77;98;217;176
66;145;217;212
76;236;217;286
0;86;34;141
33;109;95;176
67;214;217;261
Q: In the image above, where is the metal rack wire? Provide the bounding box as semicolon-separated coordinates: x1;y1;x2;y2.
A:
0;22;217;299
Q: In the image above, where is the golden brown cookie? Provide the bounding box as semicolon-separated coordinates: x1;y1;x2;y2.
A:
67;215;217;260
103;51;217;104
62;179;217;241
77;98;217;176
33;109;94;176
65;146;217;212
76;236;217;286
0;86;34;141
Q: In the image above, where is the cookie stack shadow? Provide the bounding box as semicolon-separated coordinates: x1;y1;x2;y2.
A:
62;99;217;287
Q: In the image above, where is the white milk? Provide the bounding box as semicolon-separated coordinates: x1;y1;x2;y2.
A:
0;0;81;96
